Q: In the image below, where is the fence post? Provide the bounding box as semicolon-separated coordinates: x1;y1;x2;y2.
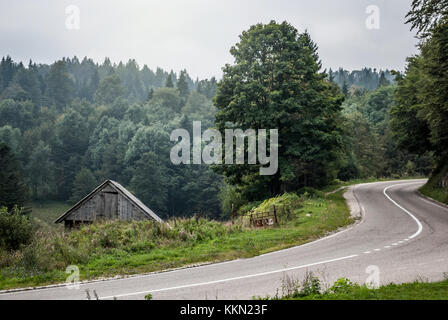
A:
231;203;234;224
273;205;278;225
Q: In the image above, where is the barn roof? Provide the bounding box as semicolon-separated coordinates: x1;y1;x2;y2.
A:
54;180;163;223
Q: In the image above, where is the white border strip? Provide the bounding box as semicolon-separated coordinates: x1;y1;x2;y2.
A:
383;183;423;239
99;254;359;299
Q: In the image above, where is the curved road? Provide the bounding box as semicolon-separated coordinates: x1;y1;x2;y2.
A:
1;179;448;300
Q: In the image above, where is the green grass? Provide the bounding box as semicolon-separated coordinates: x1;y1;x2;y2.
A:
326;280;448;300
0;190;352;290
258;272;448;300
28;201;71;230
283;278;448;300
420;183;448;205
419;167;448;205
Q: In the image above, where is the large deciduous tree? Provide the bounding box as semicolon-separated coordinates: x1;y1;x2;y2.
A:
214;21;344;198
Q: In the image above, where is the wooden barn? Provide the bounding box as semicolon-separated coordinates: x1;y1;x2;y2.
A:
55;180;163;227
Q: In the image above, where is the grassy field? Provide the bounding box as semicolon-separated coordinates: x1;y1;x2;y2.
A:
28;201;71;230
0;190;352;290
267;274;448;300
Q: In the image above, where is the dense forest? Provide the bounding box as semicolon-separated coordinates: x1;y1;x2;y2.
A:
0;55;432;219
0;57;220;218
1;0;446;221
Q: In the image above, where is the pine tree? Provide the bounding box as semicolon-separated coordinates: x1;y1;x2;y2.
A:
378;71;389;86
392;12;448;163
12;64;42;106
0;143;28;209
342;80;349;97
176;70;190;100
45;61;73;111
147;88;154;101
165;74;174;88
0;56;15;91
328;68;335;82
406;0;448;37
89;68;100;100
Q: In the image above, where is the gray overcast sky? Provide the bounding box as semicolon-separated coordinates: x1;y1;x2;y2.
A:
0;0;418;79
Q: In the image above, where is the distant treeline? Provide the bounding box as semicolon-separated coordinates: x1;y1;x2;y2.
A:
0;56;217;106
328;67;395;92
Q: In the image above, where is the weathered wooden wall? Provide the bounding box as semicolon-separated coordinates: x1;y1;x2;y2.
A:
65;184;148;222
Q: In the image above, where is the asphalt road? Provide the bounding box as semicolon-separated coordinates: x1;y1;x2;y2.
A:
1;179;448;300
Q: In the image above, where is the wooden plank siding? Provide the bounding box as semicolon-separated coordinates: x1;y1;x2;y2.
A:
55;180;162;227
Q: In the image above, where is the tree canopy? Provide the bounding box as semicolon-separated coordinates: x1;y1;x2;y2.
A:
214;21;345;198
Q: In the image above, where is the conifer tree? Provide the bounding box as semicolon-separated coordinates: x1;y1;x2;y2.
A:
0;143;28;209
165;74;174;88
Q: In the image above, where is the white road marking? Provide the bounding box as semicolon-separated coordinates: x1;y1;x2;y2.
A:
258;219;360;258
374;248;381;251
384;246;391;249
99;254;359;299
383;183;423;239
364;251;371;254
418;196;448;210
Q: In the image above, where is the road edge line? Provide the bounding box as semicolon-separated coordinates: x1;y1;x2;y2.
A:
383;183;424;239
416;190;448;210
99;254;359;299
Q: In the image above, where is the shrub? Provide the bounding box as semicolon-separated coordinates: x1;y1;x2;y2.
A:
328;277;357;294
245;193;305;225
0;206;34;251
20;242;39;270
238;201;263;215
296;187;324;198
297;271;321;297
